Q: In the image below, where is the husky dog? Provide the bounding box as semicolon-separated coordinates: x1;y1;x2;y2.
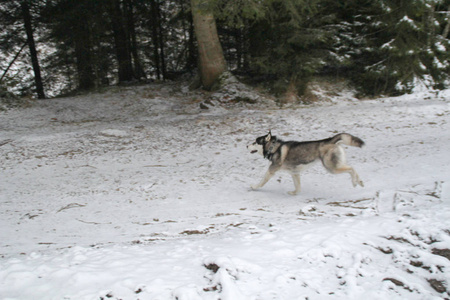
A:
247;131;364;195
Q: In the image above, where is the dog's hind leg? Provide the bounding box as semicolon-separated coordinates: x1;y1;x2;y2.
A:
322;145;364;187
333;165;364;187
288;173;301;195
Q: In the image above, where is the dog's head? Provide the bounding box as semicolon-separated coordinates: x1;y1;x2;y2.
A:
247;131;274;156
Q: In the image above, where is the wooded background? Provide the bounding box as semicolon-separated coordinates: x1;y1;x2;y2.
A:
1;0;449;99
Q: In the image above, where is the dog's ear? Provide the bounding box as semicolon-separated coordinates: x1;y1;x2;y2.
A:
265;130;272;142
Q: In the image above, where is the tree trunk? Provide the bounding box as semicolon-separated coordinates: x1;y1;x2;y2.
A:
186;11;197;70
125;0;146;79
21;1;45;99
156;1;166;79
150;0;161;79
110;0;134;82
190;0;227;90
179;0;196;70
74;30;95;90
443;5;450;38
72;8;95;91
235;28;242;70
0;42;27;83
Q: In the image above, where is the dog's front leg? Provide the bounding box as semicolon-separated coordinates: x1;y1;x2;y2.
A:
251;165;279;190
251;169;274;190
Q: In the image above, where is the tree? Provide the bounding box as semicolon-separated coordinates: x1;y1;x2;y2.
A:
109;0;135;82
124;0;146;79
44;0;100;90
2;0;448;98
21;0;45;99
0;1;38;95
346;0;450;95
0;0;47;98
238;0;332;96
149;0;166;79
190;0;227;90
0;42;27;83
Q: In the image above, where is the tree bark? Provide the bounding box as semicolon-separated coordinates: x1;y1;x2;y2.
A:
443;5;450;38
72;12;95;91
190;0;227;90
150;0;161;79
125;0;145;79
0;42;27;83
110;0;134;82
74;32;95;90
156;1;166;79
21;1;45;99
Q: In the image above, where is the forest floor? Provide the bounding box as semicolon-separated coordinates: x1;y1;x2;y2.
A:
0;82;449;299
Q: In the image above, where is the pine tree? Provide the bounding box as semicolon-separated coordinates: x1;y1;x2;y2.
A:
0;0;46;98
243;0;334;96
124;0;146;79
347;0;449;95
43;0;107;90
149;0;167;80
21;0;45;99
2;0;448;98
109;0;135;83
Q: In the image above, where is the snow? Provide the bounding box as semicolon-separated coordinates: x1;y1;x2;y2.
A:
381;39;395;51
398;16;419;30
435;42;447;53
433;57;446;70
1;83;450;299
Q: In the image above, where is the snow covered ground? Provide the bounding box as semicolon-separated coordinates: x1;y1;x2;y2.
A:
0;83;449;299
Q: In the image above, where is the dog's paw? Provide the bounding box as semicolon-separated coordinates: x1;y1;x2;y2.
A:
251;184;260;190
288;190;299;196
352;179;364;187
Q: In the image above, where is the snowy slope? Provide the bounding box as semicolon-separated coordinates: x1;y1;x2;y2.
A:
0;83;449;299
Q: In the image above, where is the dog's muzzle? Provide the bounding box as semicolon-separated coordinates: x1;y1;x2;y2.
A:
247;143;259;154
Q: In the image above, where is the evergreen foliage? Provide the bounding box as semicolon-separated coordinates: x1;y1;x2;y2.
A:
0;0;448;98
0;0;44;96
243;0;337;95
346;0;450;95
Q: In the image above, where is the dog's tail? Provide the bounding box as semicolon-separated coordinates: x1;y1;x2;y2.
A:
329;133;365;148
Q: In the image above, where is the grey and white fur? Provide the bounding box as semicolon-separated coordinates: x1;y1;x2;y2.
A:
247;131;365;195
